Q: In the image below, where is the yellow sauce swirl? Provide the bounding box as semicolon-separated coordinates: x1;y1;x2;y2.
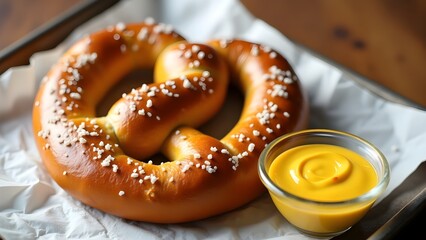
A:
269;144;378;202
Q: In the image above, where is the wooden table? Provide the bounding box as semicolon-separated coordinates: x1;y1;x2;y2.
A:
0;0;82;50
241;0;426;110
0;0;424;238
0;0;116;75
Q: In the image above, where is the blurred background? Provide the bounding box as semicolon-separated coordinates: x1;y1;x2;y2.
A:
1;0;425;110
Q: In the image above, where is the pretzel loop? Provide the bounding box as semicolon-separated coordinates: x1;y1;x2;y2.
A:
107;41;229;159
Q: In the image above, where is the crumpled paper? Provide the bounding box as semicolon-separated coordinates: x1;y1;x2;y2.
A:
1;0;425;239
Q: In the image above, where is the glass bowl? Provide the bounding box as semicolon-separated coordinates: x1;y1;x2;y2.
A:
258;129;390;237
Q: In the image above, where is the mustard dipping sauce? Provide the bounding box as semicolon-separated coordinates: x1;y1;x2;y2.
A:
269;144;378;202
267;143;379;234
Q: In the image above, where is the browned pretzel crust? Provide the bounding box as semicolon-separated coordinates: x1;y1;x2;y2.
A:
33;19;309;223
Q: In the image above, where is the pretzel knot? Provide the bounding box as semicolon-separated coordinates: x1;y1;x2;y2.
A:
33;20;309;223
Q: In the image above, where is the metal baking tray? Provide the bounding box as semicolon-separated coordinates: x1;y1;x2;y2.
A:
0;0;424;239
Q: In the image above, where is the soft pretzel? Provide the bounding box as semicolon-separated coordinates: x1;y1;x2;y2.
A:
33;20;309;223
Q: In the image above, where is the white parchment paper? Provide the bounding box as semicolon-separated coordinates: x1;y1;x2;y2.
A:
1;0;425;239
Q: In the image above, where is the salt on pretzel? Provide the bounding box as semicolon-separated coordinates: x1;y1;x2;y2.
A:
33;20;309;223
